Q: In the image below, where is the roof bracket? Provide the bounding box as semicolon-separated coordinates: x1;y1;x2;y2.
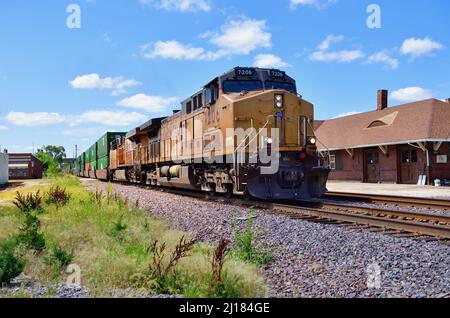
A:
416;142;427;152
433;142;443;153
318;150;327;158
345;148;354;158
378;145;388;156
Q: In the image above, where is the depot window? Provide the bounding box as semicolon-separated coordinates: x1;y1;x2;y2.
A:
367;152;379;165
223;80;263;93
265;81;296;93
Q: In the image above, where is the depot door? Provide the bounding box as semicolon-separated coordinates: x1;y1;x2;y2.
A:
399;148;422;184
364;150;379;183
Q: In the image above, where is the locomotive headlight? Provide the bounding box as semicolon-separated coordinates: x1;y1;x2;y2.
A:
265;137;273;144
274;94;284;108
308;137;317;145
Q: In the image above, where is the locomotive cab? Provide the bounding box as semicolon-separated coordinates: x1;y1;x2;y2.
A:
211;67;330;200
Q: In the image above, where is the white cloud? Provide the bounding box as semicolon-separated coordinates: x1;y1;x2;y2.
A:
140;0;211;12
253;54;290;68
317;34;344;50
5;112;67;127
117;93;179;112
390;87;433;102
208;18;271;55
5;110;146;127
367;51;399;70
333;111;361;119
141;41;206;60
0;125;8;131
310;50;364;62
290;0;337;9
400;37;443;59
69;73;142;95
310;34;364;63
141;17;271;61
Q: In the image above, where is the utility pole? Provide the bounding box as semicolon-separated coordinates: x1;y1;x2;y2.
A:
75;144;78;158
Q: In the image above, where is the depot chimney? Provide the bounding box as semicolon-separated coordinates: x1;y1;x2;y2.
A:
377;89;388;111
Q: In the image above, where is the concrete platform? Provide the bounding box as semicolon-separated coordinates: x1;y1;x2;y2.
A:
326;181;450;200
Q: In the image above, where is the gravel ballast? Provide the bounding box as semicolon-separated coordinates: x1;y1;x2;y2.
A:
85;180;450;298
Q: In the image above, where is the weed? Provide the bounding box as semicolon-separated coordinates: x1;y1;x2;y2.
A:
208;239;230;297
91;184;103;208
45;186;71;208
148;236;197;292
109;217;128;241
105;183;114;205
231;211;274;265
13;191;43;214
0;240;26;284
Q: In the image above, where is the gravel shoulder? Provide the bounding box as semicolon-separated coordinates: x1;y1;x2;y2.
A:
85;180;450;298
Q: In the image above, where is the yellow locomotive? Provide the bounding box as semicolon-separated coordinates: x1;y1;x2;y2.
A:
109;67;329;200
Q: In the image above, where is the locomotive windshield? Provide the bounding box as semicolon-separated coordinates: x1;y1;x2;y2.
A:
265;81;296;93
223;80;263;93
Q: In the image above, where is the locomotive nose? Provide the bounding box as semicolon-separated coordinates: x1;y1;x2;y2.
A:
246;164;330;201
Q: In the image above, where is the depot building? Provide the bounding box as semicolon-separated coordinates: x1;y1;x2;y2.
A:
315;90;450;185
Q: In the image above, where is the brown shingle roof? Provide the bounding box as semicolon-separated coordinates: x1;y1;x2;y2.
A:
315;99;450;151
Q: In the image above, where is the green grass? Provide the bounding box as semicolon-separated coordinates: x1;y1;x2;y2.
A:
0;175;266;298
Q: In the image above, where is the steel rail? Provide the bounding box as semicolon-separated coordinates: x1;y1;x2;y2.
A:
325;191;450;210
153;186;450;239
319;202;450;224
270;203;450;239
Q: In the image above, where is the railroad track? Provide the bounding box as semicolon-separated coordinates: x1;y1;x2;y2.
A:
150;186;450;240
270;202;450;240
325;191;450;211
83;179;450;240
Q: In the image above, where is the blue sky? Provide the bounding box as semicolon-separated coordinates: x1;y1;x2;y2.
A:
0;0;449;157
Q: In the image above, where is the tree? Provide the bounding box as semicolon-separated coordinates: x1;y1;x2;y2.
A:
35;145;66;175
38;146;66;163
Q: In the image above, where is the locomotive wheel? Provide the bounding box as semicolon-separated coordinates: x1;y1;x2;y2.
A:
224;184;233;199
243;189;252;201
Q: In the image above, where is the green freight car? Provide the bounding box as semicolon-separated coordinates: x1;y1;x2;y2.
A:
88;144;97;178
95;132;126;180
77;132;126;180
76;152;86;177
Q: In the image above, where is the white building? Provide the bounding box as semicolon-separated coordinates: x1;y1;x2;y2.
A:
0;152;8;185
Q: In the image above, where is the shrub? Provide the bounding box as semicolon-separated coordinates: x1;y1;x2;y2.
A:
45;186;71;208
13;191;43;214
231;212;274;265
0;240;26;284
16;212;46;252
44;244;74;270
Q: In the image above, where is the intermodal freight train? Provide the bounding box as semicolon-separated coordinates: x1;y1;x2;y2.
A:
75;67;330;200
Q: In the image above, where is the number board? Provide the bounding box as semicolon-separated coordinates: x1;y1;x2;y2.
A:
270;70;285;78
235;68;256;77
